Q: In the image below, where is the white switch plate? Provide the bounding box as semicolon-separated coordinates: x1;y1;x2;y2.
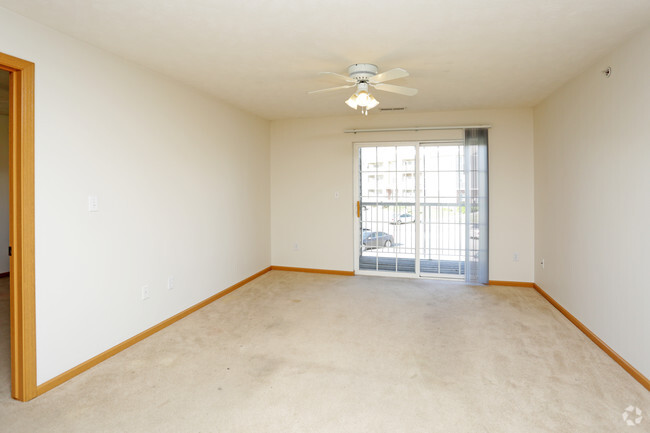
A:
88;195;99;212
541;259;545;269
141;285;150;300
513;253;519;262
334;191;340;199
293;243;299;251
167;276;175;290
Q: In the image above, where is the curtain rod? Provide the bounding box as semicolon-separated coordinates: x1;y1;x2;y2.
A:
343;125;492;134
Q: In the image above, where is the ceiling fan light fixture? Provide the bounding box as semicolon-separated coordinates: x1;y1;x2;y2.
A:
311;64;414;115
366;94;379;109
345;90;379;113
345;94;358;110
350;90;378;114
356;90;370;106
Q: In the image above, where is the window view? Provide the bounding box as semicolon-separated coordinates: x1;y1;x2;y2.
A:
359;146;417;273
419;145;467;277
358;141;485;279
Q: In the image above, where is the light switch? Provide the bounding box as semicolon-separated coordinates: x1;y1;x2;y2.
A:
88;195;99;212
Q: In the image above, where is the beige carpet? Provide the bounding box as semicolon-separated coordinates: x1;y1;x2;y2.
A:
1;271;648;432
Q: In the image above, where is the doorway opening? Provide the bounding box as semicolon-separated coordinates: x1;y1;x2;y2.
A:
0;51;36;402
1;68;11;395
354;134;488;283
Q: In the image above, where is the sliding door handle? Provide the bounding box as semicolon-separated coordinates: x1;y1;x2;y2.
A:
357;201;360;218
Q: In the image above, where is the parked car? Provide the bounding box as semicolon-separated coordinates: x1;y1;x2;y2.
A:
362;231;394;249
391;213;415;225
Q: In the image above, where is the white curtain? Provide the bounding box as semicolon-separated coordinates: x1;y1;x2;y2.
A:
464;129;489;284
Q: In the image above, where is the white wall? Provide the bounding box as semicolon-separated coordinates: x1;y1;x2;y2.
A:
0;112;8;273
534;26;650;379
0;7;270;384
270;109;534;282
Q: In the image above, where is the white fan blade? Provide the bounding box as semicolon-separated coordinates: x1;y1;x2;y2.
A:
372;83;418;96
370;68;409;83
308;84;356;94
319;72;356;83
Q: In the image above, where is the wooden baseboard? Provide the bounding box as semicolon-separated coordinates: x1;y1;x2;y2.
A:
0;272;9;278
36;266;272;397
271;266;354;276
488;280;535;288
533;283;650;391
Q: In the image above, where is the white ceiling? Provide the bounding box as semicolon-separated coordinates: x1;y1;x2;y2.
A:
1;0;650;120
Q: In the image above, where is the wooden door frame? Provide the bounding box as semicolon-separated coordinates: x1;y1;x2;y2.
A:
0;52;36;401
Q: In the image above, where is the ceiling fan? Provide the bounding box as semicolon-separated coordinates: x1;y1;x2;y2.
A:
308;64;418;115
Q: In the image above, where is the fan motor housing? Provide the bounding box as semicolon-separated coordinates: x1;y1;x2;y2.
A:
348;63;378;82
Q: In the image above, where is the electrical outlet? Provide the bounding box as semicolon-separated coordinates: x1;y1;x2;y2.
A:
141;285;150;300
513;253;519;262
167;276;175;290
541;259;545;269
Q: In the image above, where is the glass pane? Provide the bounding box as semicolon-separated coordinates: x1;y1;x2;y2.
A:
375;172;394;201
361;173;377;198
438;146;459;171
421;172;439;202
420;146;438;172
397;146;416;172
377;147;396;171
438;172;459;200
359;145;415;274
360;147;377;171
397;172;416;201
419;144;465;279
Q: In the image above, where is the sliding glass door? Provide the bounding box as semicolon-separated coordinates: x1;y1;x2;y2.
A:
419;144;466;278
354;134;488;283
358;144;417;274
